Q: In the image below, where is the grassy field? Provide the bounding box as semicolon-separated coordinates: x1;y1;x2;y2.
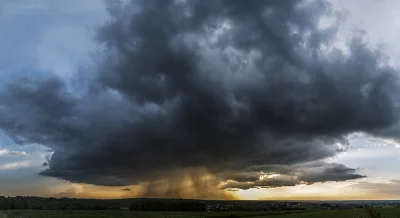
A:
266;209;369;218
374;208;400;218
0;210;311;218
0;208;399;218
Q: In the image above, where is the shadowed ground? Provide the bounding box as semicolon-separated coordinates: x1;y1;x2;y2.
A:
2;208;400;217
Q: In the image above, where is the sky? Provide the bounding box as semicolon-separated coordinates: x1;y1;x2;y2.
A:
1;0;400;200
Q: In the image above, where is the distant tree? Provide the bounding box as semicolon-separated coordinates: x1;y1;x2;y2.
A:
10;200;16;210
23;199;29;209
4;198;9;210
0;197;5;210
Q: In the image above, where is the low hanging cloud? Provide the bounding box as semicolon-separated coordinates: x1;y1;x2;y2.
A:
0;161;32;170
219;162;365;191
0;0;398;198
0;149;28;156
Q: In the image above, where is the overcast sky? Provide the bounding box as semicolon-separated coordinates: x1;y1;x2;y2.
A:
1;0;400;200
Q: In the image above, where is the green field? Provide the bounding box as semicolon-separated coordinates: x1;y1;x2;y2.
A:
0;208;399;218
374;208;400;218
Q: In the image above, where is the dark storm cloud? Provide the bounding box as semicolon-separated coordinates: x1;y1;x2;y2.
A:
0;0;399;194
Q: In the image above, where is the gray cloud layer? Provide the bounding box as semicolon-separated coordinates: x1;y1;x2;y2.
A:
0;0;397;195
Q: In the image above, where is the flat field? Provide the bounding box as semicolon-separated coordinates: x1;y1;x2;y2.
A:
374;208;400;218
1;208;399;218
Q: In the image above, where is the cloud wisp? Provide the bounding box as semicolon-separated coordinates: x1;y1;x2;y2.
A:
0;149;28;156
0;161;32;170
0;0;399;198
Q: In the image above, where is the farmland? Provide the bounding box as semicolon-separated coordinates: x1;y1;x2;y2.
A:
1;197;400;217
1;208;399;218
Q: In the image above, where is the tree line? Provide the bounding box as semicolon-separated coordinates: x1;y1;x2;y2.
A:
0;197;29;210
129;199;206;211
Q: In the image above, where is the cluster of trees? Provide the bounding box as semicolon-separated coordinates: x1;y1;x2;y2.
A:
208;204;252;212
129;199;206;211
366;207;381;218
255;206;306;211
0;196;128;210
30;204;116;210
1;196;211;211
0;197;29;210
